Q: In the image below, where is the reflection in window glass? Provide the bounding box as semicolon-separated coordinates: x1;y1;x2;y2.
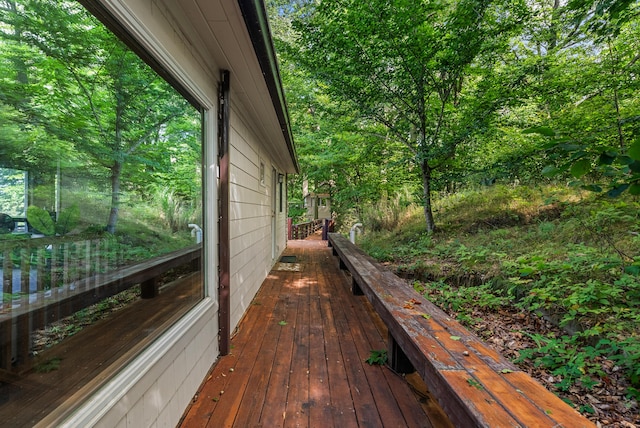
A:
0;1;203;423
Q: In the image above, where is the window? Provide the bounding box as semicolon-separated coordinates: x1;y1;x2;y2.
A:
0;1;203;424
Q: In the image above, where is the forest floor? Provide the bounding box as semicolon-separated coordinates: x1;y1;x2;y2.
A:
406;273;638;428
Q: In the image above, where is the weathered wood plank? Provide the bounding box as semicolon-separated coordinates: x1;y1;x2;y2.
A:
284;269;311;427
317;262;360;428
203;275;286;427
258;289;300;426
307;255;334;426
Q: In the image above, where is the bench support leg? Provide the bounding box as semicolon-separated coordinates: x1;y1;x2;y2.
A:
339;258;346;270
352;277;364;296
388;334;415;374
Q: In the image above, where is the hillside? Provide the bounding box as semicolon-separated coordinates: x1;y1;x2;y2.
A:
359;185;640;427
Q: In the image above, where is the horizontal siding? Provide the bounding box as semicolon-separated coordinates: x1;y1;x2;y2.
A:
228;108;287;331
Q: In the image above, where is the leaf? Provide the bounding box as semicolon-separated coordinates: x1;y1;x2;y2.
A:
616;155;633;165
365;349;387;365
541;165;560;177
581;184;602;193
607;183;629;198
522;126;555;137
629;161;640;173
501;369;513;374
629;183;640;195
421;313;431;319
598;152;616;165
55;205;80;235
628;138;640;161
570;158;591;178
27;206;55;236
278;320;287;326
450;336;461;341
466;378;484;390
519;267;535;276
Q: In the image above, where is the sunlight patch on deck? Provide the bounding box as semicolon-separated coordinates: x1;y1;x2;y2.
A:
275;262;302;272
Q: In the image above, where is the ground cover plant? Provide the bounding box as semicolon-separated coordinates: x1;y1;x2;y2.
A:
359;184;640;427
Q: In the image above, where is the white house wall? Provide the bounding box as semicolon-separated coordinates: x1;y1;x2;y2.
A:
57;0;290;427
229;109;288;331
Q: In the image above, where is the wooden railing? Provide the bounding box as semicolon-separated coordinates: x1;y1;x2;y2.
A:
288;219;324;240
0;235;201;371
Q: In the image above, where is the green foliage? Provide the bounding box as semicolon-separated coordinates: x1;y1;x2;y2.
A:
26;206;55;236
55;205;80;235
26;205;80;236
0;0;201;234
289;0;528;232
536;131;640;197
153;187;199;232
35;357;62;373
515;333;609;392
415;280;509;326
360;185;640;397
362;188;416;232
365;349;388;366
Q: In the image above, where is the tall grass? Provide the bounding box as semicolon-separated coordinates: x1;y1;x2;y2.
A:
361;186;417;232
153;186;201;232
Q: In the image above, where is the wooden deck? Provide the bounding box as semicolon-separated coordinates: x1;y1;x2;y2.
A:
180;235;452;428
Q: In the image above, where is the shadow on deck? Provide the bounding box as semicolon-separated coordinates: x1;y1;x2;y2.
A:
180;234;453;427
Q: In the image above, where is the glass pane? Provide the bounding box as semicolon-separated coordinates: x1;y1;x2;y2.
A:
0;1;203;424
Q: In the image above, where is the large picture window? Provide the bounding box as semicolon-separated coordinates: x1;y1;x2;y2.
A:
0;1;203;424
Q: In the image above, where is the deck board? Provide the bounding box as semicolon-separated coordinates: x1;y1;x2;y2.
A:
180;236;451;428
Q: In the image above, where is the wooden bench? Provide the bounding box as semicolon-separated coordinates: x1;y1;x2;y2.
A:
328;233;594;428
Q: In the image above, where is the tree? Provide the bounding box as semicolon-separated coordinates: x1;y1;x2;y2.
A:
267;0;413;225
509;0;640;195
293;0;526;232
0;0;198;233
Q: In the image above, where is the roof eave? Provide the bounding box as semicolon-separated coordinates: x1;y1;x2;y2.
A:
237;0;299;174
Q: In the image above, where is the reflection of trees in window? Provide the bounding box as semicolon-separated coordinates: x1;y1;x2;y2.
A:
0;0;201;234
0;168;27;216
0;1;203;423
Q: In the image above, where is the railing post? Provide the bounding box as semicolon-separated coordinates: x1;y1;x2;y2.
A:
1;246;13;370
141;277;159;299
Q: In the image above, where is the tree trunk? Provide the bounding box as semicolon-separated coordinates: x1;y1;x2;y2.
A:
421;159;436;233
106;161;122;234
